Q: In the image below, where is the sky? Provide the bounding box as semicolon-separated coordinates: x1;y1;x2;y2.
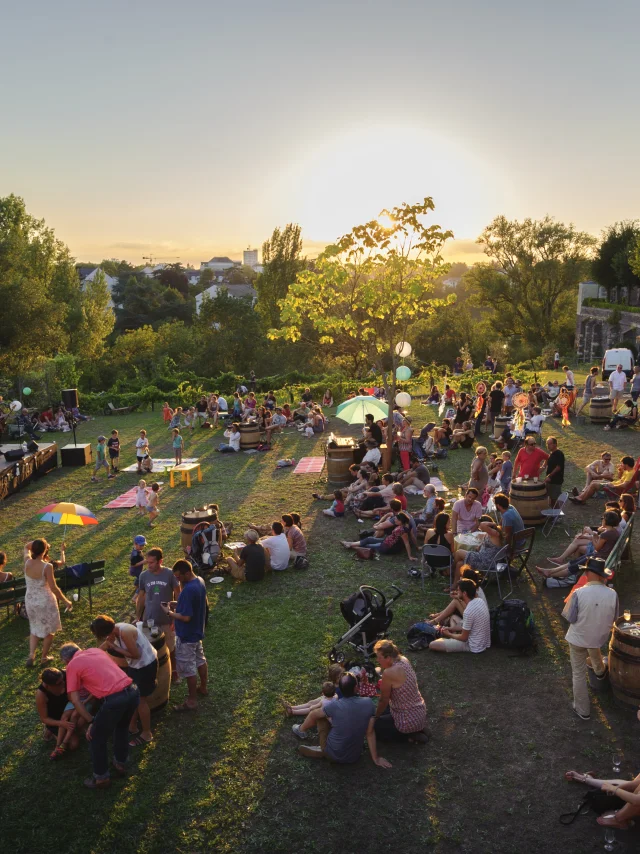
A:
1;0;639;267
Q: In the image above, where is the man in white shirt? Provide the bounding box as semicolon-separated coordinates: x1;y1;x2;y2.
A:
563;366;575;389
609;365;627;413
361;440;381;468
429;579;491;653
218;424;241;453
265;408;287;443
582;452;615;488
261;521;290;571
217;395;228;412
561;557;619;720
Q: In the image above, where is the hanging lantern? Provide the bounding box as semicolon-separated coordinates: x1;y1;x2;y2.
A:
395;341;412;358
395;365;411;381
395;392;412;408
22;387;32;395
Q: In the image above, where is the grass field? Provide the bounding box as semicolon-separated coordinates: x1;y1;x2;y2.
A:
1;389;639;854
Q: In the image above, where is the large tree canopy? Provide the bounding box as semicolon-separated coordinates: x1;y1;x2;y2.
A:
255;223;305;328
591;220;640;301
465;215;595;351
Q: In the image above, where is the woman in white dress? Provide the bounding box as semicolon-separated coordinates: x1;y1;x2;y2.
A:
24;539;72;668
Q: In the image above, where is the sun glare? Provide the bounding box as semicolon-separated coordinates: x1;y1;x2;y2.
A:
281;124;513;246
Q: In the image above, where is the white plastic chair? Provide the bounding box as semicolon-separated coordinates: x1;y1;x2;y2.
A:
540;491;570;538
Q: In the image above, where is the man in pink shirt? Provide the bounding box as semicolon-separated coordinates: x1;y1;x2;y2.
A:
62;642;139;789
451;488;483;534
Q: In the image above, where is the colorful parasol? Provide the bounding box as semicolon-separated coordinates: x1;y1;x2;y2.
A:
39;502;99;526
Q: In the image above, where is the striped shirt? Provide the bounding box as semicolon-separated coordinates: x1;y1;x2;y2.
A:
462;597;491;653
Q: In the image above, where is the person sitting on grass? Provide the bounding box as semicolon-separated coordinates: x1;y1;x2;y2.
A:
570;456;636;504
581;451;615;489
398;459;431;492
341;511;417;561
563;769;640;830
264;407;287;444
451;488;483;534
536;510;621;584
354;473;396;517
218;423;241;453
433;418;453;447
283;663;345;719
323;490;345;518
292;672;392;768
604;398;638;431
226;530;267;582
449;420;475;450
361;438;382;468
428;567;487;628
428;578;491;654
367;498;419;548
373;639;429;744
413;483;437;530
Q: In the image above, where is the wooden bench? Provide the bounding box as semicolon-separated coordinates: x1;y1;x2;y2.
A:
169;462;202;488
0;560;106;616
103;402;139;416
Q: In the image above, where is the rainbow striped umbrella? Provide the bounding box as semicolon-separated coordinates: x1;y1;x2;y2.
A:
39;502;98;527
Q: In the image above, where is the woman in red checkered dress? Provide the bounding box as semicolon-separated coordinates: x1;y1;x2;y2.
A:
373;639;428;743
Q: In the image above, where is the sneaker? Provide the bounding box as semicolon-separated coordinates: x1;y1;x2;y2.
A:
603;425;611;431
90;477;98;482
571;487;579;497
572;705;590;721
108;474;116;479
83;776;111;789
292;724;308;740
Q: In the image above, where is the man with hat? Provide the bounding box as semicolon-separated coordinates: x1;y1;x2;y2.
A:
561;557;619;720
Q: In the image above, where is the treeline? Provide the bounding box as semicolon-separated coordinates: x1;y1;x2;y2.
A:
1;194;638;410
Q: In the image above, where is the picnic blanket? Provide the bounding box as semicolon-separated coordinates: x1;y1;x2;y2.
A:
121;458;198;473
430;477;446;493
293;456;325;474
103;483;164;509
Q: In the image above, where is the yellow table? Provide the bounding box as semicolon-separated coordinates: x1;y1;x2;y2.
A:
169;463;202;488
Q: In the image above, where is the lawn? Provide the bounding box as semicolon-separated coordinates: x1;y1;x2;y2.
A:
0;396;639;854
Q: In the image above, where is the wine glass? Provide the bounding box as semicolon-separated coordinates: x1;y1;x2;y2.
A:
604;828;616;851
612;750;623;774
623;609;631;623
147;617;154;630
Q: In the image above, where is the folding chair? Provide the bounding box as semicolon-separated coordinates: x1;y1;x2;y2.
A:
507;527;536;583
540;492;570;538
420;544;453;592
480;544;512;601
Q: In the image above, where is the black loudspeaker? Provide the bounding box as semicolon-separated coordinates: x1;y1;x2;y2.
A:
27;440;39;453
62;388;79;409
61;443;92;467
4;449;25;461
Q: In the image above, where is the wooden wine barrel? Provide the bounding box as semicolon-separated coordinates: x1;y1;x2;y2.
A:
106;628;171;712
181;504;219;550
494;415;511;435
510;479;548;526
239;422;260;449
590;397;612;424
609;616;640;707
326;446;355;487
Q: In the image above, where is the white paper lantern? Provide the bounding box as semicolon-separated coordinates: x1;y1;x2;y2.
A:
395;341;412;358
9;400;22;412
395;392;412;408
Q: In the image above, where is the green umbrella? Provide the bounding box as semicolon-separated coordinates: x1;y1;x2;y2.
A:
335;395;389;425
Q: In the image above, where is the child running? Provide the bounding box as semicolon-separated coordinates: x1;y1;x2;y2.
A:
146;482;160;527
91;435;112;482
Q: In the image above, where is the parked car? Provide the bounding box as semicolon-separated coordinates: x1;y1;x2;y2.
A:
601;347;634;380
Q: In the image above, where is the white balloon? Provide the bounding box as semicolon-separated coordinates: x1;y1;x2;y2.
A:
395;341;412;358
395;392;412;408
9;400;22;412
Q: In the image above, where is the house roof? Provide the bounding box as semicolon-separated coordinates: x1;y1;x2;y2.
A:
207;256;235;263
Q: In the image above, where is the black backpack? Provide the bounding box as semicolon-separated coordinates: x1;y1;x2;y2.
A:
490;599;537;653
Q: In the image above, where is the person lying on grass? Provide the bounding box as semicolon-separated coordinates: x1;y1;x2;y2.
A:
280;663;345;718
341;511;417;561
359;482;407;518
292;672;392;768
564;769;640;830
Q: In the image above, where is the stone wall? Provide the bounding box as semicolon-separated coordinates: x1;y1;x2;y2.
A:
575;306;639;361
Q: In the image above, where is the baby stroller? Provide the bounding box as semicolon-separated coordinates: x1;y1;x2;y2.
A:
329;584;402;678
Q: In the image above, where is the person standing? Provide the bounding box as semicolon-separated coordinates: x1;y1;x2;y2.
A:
554;351;560;370
91;436;112;482
397;417;414;471
631;366;640;403
543;436;565;505
161;560;208;712
561;557;618;721
563;365;575;389
488;381;505;438
513;437;549;481
172;428;183;465
136;548;180;677
135;430;149;474
107;429;120;475
63;642;140;789
609;364;628;414
577;366;599;416
24;540;72;668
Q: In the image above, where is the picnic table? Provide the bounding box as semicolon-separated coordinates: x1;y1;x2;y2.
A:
169;462;202;488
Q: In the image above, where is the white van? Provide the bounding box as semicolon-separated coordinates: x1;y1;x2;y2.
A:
601;348;635;380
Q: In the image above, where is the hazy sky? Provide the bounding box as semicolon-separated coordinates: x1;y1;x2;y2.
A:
2;0;639;266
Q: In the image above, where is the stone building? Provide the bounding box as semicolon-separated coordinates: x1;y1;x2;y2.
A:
575;281;640;361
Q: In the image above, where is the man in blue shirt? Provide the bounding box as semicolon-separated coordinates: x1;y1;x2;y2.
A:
293;673;391;768
494;493;525;547
161;560;208;711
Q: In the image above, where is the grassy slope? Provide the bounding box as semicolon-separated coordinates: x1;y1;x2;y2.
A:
0;387;639;854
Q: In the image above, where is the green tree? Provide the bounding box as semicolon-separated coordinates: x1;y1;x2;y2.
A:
255;224;305;327
196;288;263;374
271;198;453;462
0;194;79;374
465;216;595;353
592;221;640;301
98;258;136;278
115;275;194;331
67;269;115;359
154;262;189;297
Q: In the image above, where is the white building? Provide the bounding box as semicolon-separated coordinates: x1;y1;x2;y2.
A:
200;256;239;272
243;248;259;267
140;264;168;278
196;283;257;312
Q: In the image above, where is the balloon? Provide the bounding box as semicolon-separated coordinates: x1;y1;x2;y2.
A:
395;341;412;358
395;365;411;381
9;400;22;412
395;392;412;408
22;387;31;395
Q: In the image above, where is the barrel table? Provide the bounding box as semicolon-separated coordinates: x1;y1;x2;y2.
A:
493;415;511;435
609;616;640;707
510;479;548;526
181;504;219;550
239;422;260;449
106;627;171;712
590;396;612;425
326;446;355;487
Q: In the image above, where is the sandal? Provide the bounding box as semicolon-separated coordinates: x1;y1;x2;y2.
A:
40;656;53;665
128;734;152;747
49;745;67;761
279;697;293;716
172;702;197;713
564;770;595;782
597;812;633;830
25;657;35;668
